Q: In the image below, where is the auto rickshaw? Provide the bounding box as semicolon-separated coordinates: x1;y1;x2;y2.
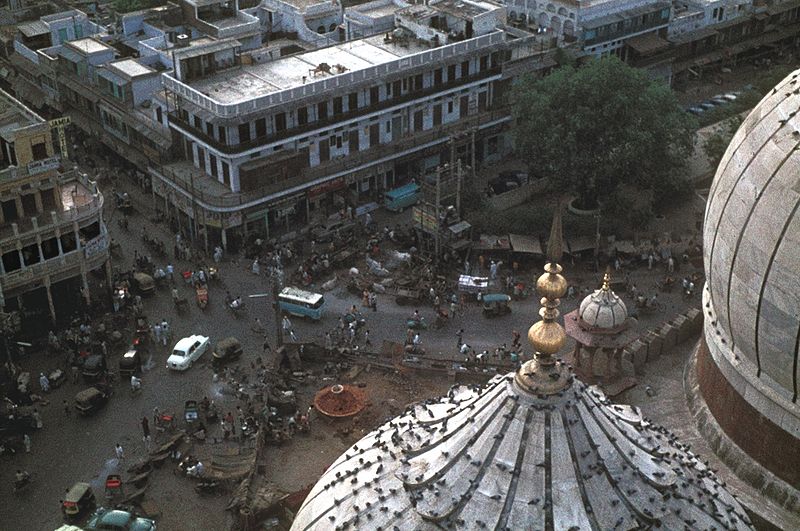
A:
61;481;96;520
74;384;111;416
119;346;143;379
482;293;512;317
132;272;155;296
212;337;243;368
196;286;208;309
184;400;200;432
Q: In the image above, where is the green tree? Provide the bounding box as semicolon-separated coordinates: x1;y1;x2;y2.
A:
511;56;696;223
703;115;742;168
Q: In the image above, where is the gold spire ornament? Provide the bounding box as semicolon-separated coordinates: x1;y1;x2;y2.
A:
516;200;572;395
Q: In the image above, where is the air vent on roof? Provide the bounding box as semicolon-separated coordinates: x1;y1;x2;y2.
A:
176;34;190;48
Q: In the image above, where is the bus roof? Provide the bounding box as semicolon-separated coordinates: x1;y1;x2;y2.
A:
384;182;419;199
279;286;324;304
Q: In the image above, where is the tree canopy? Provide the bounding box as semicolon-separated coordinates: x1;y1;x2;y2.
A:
510;56;696;221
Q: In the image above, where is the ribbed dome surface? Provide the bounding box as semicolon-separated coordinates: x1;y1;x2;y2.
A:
579;287;628;329
703;68;800;402
291;374;752;530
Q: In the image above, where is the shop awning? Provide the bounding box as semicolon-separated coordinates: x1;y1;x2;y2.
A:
567;237;596;254
509;233;543;255
473;234;511;251
626;32;670;55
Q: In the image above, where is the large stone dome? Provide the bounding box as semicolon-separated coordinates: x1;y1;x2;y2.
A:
291;374;752;531
700;69;800;485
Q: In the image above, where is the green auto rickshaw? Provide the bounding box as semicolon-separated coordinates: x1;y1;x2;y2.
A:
482;293;511;317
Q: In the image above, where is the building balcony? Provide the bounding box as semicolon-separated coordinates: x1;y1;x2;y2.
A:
0;170;104;245
154;106;511;211
168;66;503;156
0;232;109;292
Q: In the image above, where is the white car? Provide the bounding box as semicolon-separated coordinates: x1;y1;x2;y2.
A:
166;335;210;371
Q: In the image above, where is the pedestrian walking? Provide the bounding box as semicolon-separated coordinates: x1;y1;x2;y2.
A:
512;330;521;349
142;417;151;451
71;365;79;384
101;340;108;357
369;292;377;312
489;260;498;280
39;372;50;393
324;332;333;353
456;329;464;348
23;434;31;453
63;399;71;416
433;295;441;312
282;315;292;334
364;329;371;346
648;252;654;270
668;256;675;273
152;322;162;345
153;406;160;426
166;263;174;284
161;319;169;346
450;301;457;318
413;333;421;346
32;409;42;429
262;337;272;353
115;443;125;460
252;259;260;275
289;329;298;342
348;324;356;345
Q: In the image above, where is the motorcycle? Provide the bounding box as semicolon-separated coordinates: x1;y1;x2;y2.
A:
227;298;245;315
406;317;428;330
194;480;223;495
13;472;33;493
130;376;142;396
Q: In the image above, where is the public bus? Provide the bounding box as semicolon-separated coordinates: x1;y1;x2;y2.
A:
278;287;326;320
383;182;420;212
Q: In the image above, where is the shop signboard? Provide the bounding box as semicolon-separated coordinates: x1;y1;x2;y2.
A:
412;205;438;234
308;177;345;199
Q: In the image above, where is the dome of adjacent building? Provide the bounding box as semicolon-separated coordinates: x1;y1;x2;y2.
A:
578;284;628;330
290;373;752;531
703;69;800;405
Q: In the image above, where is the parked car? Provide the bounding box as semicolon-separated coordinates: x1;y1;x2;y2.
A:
687;106;705;115
74;384;112;416
81;353;107;382
721;93;738;102
488;171;528;195
85;507;156;531
61;482;96;521
167;335;210;371
710;96;729;105
699;102;716;111
310;219;356;243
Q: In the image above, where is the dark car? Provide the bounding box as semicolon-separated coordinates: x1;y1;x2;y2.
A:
0;411;37;438
74;384;111;416
81;354;107;382
119;348;142;379
311;220;356;243
488;171;529;195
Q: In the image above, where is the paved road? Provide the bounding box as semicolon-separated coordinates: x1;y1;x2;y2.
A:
1;153;699;530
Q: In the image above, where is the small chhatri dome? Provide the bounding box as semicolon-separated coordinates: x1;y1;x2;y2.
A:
578;271;628;331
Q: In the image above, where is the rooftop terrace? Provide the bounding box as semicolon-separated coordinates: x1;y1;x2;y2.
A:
190;33;432;104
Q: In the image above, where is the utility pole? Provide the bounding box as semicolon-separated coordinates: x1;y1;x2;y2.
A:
272;271;284;348
434;166;441;264
456;159;463;215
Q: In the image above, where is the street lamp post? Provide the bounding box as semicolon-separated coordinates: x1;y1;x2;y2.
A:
249;266;285;348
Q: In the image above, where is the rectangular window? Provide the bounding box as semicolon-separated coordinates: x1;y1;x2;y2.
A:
448;100;454;113
31;142;48;160
209;154;218;178
254;118;267;137
333;97;343;115
385;121;391;133
414;74;423;91
318;101;328;120
218;126;226;144
298;107;308;125
194;116;202;129
434;68;443;86
206;122;214;137
348;92;358;111
273;113;286;133
479;55;488;72
461;60;470;77
448;64;456;81
238;123;251;143
370;86;379;105
392;80;401;98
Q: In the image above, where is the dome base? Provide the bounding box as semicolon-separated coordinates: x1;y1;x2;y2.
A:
693;337;800;497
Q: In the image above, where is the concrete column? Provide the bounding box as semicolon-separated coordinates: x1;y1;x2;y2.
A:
0;203;4;224
221;228;227;251
104;259;113;300
81;269;91;306
44;277;57;325
34;190;43;214
14;196;24;218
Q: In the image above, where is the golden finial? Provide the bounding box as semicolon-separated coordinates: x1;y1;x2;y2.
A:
517;201;572;395
601;267;612;291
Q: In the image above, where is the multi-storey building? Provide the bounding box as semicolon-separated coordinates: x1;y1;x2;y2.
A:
151;0;551;248
0;89;109;329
